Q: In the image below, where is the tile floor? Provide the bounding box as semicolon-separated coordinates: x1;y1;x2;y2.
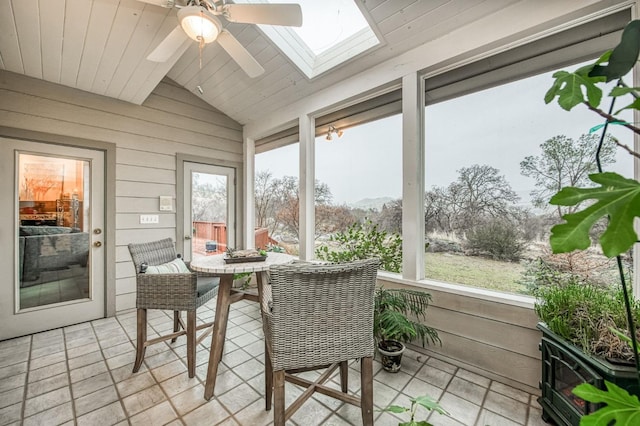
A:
0;298;549;426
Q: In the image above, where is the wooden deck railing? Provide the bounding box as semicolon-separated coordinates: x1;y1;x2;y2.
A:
192;221;273;255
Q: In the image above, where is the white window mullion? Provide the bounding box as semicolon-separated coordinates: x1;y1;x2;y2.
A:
299;114;315;260
244;135;256;249
402;72;425;280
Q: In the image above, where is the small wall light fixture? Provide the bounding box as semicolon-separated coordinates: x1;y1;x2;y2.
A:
326;125;343;141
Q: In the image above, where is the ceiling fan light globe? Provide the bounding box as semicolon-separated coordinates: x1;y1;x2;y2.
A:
178;6;220;43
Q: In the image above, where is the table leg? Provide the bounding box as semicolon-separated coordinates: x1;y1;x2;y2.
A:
204;274;233;400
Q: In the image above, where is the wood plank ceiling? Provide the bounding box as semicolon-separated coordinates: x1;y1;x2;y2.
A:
0;0;522;126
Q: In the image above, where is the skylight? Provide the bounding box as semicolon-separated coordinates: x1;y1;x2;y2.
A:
233;0;380;78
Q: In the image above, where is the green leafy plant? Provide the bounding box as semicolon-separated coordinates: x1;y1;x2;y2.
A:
544;18;640;423
315;220;403;273
573;381;640;425
374;286;440;350
380;395;449;426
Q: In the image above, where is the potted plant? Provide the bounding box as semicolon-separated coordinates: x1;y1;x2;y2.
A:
374;286;441;372
380;394;449;426
540;18;640;424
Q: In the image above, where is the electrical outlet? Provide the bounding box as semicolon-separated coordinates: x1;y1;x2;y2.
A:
140;214;159;224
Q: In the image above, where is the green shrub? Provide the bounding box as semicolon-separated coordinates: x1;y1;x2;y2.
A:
465;219;527;261
315;220;402;273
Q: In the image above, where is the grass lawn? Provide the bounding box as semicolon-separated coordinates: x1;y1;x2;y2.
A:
425;252;528;294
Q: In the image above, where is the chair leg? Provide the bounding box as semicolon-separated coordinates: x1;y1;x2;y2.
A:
187;310;196;378
360;357;374;426
273;370;286;425
133;308;147;373
171;310;180;343
339;360;349;393
265;342;273;411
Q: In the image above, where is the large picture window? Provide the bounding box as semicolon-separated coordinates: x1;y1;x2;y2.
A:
423;62;633;295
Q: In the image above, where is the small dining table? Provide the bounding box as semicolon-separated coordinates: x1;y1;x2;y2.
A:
189;252;295;400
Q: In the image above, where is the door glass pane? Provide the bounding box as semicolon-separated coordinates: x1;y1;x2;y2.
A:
18;153;90;309
191;171;228;258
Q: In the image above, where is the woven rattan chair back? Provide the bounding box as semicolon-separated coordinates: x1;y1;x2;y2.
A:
127;238;217;378
128;238;176;272
262;258;379;425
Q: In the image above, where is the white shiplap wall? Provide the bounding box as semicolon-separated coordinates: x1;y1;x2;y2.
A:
0;70;243;311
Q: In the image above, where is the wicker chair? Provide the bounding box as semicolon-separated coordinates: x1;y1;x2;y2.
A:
261;258;380;425
127;238;219;377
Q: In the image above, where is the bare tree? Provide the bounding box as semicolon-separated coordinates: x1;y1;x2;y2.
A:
425;164;522;236
520;134;617;218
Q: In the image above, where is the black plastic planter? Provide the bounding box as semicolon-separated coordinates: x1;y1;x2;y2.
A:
537;322;640;426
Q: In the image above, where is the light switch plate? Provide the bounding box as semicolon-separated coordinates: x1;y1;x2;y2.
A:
140;214;159;224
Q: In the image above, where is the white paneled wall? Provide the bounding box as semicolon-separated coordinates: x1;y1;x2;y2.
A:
0;71;243;311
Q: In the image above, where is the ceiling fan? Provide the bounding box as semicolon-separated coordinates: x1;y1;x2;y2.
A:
138;0;303;78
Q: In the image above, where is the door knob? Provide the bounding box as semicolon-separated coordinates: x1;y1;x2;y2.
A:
93;241;102;247
93;228;102;234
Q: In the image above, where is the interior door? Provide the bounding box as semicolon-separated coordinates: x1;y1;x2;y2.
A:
183;162;235;261
0;138;105;340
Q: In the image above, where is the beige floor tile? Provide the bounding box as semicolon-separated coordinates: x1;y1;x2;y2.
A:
24;387;71;418
400;377;444;406
455;368;492;388
28;361;67;383
415;364;453;389
0;388;23;410
117;371;156;398
438;391;481;425
103;341;135;359
26;372;69;398
0;363;27;381
289;396;332;426
0;402;22;426
66;342;101;359
30;352;66;370
375;369;413;392
490;380;531;404
170;384;209;416
68;351;103;370
217;382;262;414
22;402;73;426
72;371;114;398
159;372;199;398
233;398;273;426
151;359;188;383
74;386;119;416
129;400;177;426
476;408;522;426
182;399;231;425
230;357;263;381
446;376;488;405
70;360;108;383
122;384;166;416
76;401;126;426
483;391;529;425
0;374;26;394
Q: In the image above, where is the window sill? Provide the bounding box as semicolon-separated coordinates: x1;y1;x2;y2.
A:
376;270;535;309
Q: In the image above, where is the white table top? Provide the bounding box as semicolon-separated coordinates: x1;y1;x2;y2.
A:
190;252;295;274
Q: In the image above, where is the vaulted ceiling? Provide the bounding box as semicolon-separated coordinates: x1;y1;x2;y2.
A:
0;0;553;126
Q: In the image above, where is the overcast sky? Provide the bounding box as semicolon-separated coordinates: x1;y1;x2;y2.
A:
256;66;634;207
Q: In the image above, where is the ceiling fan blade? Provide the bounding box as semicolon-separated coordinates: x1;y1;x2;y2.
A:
147;25;188;62
223;4;302;27
135;0;176;8
217;30;265;78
